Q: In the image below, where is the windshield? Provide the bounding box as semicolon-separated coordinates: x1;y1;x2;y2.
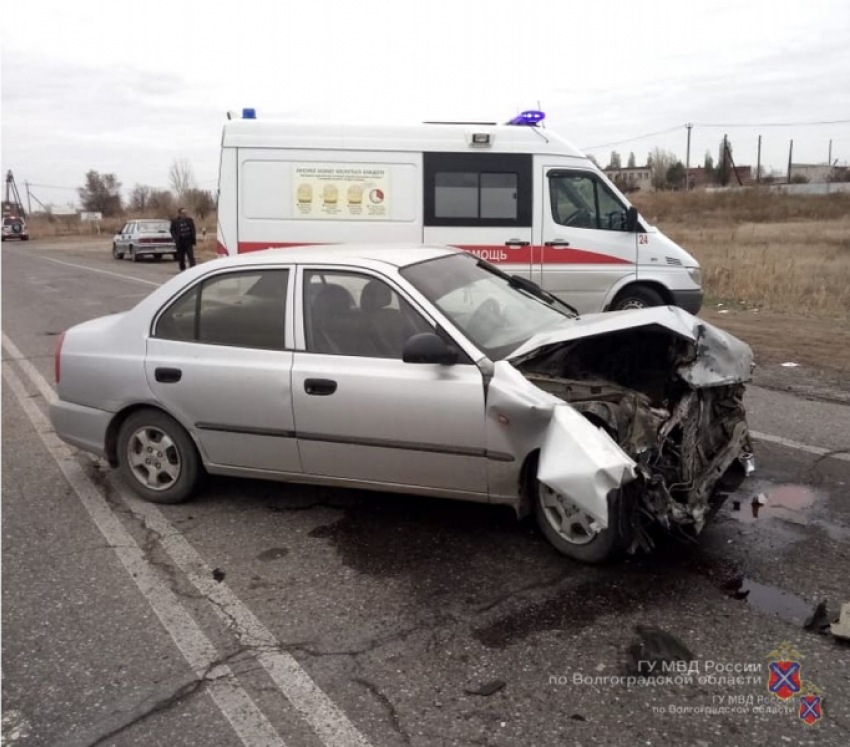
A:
401;254;572;359
138;221;170;233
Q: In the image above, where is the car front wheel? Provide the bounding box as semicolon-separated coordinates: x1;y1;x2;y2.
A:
534;478;624;563
117;409;201;504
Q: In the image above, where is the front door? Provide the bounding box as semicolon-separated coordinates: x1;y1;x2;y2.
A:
145;267;300;473
539;168;637;313
291;267;488;496
422;152;534;279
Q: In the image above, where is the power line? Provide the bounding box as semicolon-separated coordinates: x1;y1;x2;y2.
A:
26;183;79;191
581;124;687;151
694;119;850;128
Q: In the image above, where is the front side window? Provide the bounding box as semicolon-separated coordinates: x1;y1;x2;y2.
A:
402;254;571;360
549;172;629;231
155;269;289;350
304;270;432;358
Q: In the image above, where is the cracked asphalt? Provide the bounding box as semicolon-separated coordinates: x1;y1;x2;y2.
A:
3;239;850;747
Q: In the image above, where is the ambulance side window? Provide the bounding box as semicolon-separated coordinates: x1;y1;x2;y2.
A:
548;172;629;232
424;152;532;227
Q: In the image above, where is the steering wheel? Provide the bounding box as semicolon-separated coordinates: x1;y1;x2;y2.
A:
563;208;593;228
466;298;502;340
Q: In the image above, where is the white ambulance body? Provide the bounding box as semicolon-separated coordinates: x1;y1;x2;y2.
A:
217;113;703;314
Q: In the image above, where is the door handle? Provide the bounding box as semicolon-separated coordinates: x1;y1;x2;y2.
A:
544;240;571;248
504;239;530;248
304;378;337;396
155;367;182;383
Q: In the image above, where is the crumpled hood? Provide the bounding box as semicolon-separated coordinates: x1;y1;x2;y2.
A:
507;306;753;388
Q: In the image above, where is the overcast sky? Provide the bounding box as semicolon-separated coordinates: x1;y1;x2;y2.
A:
3;0;849;209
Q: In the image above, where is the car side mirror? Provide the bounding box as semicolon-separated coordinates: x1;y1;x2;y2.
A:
402;333;458;365
625;206;639;232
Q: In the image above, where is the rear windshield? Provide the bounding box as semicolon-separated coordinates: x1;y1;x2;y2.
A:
3;218;22;226
138;221;170;233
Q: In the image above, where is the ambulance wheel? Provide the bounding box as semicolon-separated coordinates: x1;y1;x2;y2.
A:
611;285;665;311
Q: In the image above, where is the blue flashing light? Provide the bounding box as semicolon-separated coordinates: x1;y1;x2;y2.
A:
242;108;257;120
508;110;545;126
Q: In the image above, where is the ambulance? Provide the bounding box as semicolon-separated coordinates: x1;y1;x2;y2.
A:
216;109;703;314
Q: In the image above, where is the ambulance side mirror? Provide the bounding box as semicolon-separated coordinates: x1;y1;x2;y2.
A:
626;206;639;232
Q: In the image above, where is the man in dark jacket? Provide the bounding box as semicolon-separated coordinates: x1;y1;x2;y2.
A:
170;208;197;271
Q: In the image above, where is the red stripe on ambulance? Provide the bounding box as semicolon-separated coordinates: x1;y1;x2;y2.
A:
453;245;632;265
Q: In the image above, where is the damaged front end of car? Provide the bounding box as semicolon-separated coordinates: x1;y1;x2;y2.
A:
506;306;755;553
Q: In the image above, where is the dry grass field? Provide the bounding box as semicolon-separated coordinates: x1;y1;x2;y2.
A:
632;190;850;319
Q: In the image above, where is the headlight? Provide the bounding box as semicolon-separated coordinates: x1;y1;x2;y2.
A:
687;267;702;287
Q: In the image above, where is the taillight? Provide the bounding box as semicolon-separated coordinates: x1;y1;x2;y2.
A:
54;332;66;383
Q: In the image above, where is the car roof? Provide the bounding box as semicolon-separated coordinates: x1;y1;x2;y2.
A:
219;243;461;269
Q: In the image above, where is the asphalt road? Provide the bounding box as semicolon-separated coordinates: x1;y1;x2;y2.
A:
3;238;849;747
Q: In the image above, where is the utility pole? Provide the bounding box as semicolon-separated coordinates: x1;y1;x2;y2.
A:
721;133;729;186
685;123;693;190
828;139;833;166
24;181;33;215
787;139;794;184
756;135;762;185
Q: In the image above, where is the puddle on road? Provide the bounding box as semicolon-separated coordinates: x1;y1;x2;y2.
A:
722;576;815;627
729;483;818;526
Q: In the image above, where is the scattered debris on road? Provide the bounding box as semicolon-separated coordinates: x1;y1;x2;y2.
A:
831;602;850;641
626;625;693;676
212;568;226;583
464;679;507;697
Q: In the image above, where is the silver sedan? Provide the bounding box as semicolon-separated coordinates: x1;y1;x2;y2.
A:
112;219;176;262
50;245;755;562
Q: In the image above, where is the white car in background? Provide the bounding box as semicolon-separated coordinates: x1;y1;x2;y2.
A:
113;220;176;262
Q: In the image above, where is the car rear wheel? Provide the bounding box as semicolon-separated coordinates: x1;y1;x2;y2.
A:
117;409;201;504
534;477;623;563
611;285;665;311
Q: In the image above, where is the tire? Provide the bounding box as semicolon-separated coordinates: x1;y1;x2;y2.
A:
116;409;201;504
611;285;665;311
21;235;29;241
112;243;124;260
533;469;624;563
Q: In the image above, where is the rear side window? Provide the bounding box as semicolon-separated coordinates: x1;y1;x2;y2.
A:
424;152;532;227
155;270;289;350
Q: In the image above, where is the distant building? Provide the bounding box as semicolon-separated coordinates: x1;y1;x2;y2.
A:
790;164;835;184
687;165;752;189
603;166;653;192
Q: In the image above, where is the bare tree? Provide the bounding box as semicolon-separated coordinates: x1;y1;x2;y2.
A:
649;148;676;191
129;184;153;213
78;171;123;216
148;189;176;216
169;159;196;200
607;151;622;169
184;188;216;220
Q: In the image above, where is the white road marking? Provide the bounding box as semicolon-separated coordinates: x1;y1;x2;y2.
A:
750;430;850;464
2;333;58;404
29;254;162;287
4;333;375;747
2;360;288;747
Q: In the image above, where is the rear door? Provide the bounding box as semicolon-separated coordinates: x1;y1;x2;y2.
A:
145;267;300;473
422;152;534;276
538;167;637;313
